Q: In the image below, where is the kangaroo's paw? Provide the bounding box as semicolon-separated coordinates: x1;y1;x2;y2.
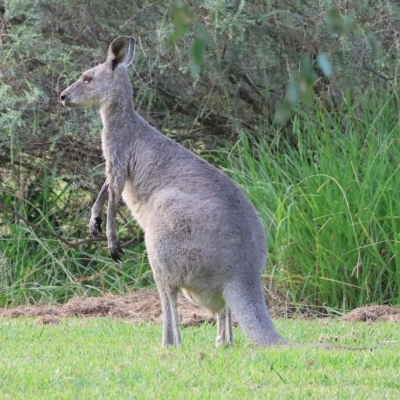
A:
89;216;103;237
109;240;124;262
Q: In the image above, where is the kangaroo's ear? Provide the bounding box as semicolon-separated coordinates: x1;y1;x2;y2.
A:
107;36;136;70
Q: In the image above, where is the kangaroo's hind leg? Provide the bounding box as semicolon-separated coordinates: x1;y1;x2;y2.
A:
156;284;181;347
216;307;233;346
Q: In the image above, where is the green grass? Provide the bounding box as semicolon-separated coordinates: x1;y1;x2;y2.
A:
221;94;400;311
0;318;399;399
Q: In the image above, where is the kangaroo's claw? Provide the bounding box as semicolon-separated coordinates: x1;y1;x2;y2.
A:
89;216;103;237
109;242;124;262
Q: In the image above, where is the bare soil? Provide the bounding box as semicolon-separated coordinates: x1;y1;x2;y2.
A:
0;290;218;326
339;305;400;323
0;288;399;326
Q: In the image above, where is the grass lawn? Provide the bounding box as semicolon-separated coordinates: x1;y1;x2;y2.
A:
0;317;399;399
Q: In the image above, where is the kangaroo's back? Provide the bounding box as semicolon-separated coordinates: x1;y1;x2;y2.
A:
60;36;286;347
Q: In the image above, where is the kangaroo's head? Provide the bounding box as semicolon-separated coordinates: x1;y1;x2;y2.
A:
60;36;135;108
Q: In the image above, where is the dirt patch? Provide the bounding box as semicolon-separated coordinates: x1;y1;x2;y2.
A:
1;288;399;325
0;290;216;326
0;277;287;326
340;305;400;322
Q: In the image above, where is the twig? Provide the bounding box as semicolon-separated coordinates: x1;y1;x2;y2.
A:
363;64;400;81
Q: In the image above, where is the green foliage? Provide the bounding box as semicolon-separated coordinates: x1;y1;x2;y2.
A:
169;1;192;44
169;1;208;77
275;55;319;124
222;93;400;311
0;318;399;398
3;1;400;156
1;1;400;309
0;167;152;307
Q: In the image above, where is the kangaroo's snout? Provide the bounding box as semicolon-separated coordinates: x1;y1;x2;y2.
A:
60;91;68;106
60;89;80;108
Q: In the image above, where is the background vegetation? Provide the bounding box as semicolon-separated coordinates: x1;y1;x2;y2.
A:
1;0;399;311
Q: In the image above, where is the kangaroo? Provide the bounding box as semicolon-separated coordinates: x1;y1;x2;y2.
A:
60;36;287;347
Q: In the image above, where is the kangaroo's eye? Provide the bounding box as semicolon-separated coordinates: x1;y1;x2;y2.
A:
83;75;92;84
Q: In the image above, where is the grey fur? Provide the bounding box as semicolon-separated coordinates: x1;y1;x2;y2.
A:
60;36;287;347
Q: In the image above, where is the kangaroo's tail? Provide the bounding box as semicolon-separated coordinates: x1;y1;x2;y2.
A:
224;279;288;346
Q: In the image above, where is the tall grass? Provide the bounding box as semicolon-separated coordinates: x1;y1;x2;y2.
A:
222;93;400;312
0;171;152;307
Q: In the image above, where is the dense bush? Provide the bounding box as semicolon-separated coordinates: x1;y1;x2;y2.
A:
1;1;399;309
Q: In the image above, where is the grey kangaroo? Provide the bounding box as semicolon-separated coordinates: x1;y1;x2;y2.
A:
60;36;287;347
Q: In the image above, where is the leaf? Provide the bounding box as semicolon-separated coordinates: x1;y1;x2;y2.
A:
327;7;342;33
286;79;300;106
274;98;293;124
326;7;353;35
168;2;192;44
190;27;208;78
367;33;380;58
317;53;332;77
299;55;317;86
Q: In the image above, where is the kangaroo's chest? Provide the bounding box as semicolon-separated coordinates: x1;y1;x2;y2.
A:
122;179;149;229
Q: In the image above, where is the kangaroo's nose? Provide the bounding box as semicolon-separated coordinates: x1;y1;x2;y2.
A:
60;93;66;101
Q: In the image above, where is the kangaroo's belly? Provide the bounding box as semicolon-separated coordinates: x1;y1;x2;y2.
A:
181;288;226;315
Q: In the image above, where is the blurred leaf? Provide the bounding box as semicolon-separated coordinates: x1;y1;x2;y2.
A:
299;55;317;106
341;15;354;34
168;2;192;44
275;79;300;124
275;55;318;123
274;98;293;124
190;27;208;78
367;33;381;58
299;78;314;106
299;55;317;86
326;7;353;35
327;7;342;33
286;79;300;106
317;53;332;77
190;38;204;77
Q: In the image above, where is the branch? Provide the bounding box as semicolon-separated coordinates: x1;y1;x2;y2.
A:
363;64;400;81
0;201;139;249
